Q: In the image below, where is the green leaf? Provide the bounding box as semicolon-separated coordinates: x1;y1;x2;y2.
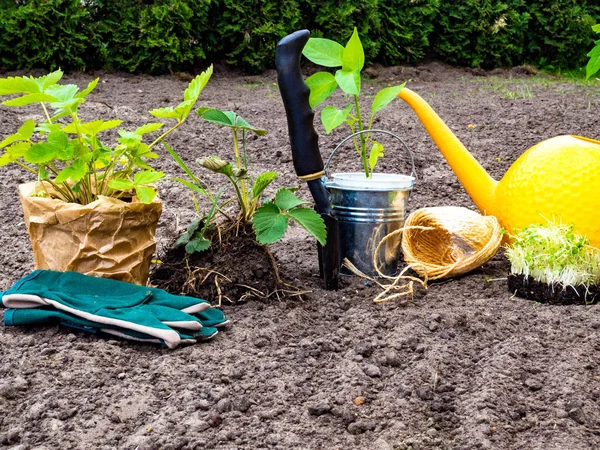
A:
371;83;406;115
41;70;64;90
183;65;213;102
76;78;99;98
55;159;87;184
342;28;365;74
18;120;36;140
586;43;600;79
0;119;36;148
148;106;180;120
321;104;353;134
302;38;344;67
593;24;600;33
286;207;327;246
57;140;80;161
185;237;211;254
252;202;289;245
24;142;57;164
66;119;123;136
0;152;12;167
135;123;164;135
252;171;278;199
274;188;308;211
48;130;68;149
335;69;360;96
133;170;164;185
368;141;384;173
135;186;157;204
108;178;135;191
2;93;58;107
198;108;235;126
176;219;203;246
305;72;338;108
5;141;30;159
0;75;41;95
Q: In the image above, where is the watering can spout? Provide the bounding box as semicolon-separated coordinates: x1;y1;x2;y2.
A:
397;88;498;216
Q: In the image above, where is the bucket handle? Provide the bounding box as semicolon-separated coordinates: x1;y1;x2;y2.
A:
324;129;416;179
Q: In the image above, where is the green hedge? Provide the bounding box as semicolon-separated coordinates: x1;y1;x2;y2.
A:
0;0;599;73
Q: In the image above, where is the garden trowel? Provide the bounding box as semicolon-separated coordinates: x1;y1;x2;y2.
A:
275;30;340;290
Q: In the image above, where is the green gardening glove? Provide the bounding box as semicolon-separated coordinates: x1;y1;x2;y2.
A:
1;270;229;348
3;308;218;344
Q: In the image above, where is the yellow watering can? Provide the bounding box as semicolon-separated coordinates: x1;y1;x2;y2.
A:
397;88;600;246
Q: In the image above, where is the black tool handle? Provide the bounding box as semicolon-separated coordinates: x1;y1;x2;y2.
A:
275;30;331;214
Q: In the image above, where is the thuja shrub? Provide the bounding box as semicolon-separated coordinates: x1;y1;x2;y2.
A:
205;0;302;74
0;0;91;71
431;0;530;68
524;0;600;69
89;0;211;74
300;0;381;64
375;0;440;65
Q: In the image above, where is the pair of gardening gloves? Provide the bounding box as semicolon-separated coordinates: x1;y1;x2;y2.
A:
0;270;229;348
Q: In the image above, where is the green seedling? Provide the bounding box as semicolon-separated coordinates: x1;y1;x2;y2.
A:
0;68;207;204
195;107;326;248
302;28;406;178
162;69;326;254
505;222;600;288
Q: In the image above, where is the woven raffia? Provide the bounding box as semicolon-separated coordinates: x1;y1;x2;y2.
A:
400;206;502;280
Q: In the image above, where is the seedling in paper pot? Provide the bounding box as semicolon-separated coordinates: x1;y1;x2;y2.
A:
0;68;209;204
302;27;406;178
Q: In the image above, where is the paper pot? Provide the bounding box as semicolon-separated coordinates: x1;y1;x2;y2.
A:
19;182;162;285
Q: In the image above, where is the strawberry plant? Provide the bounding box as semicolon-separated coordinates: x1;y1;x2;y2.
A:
162;77;326;253
0;67;210;204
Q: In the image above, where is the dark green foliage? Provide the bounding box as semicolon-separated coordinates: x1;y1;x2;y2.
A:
432;0;530;68
89;0;211;74
376;0;440;65
0;0;599;73
524;0;600;69
205;0;302;74
300;0;381;63
0;0;91;71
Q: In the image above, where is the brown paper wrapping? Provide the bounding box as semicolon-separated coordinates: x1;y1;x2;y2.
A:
19;182;162;285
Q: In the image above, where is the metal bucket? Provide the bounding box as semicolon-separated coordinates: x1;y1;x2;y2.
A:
324;130;416;277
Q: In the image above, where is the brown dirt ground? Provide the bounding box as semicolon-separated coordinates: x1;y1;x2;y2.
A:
1;63;600;450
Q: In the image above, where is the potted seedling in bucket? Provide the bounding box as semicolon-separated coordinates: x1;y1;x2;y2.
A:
0;68;210;284
505;223;600;304
276;29;415;283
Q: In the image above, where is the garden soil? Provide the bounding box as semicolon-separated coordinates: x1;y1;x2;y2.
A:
1;63;600;450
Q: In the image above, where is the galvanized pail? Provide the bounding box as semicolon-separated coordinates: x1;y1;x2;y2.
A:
324;130;416;277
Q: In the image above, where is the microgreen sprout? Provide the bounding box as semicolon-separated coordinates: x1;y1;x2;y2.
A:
505;222;600;288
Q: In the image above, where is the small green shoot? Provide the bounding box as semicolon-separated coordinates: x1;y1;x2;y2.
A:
302;28;406;178
505;223;600;288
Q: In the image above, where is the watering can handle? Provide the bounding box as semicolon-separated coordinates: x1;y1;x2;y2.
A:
324;129;417;179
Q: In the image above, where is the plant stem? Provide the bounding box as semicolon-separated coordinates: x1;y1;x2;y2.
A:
354;95;369;177
149;121;182;150
232;128;249;218
14;161;38;174
40;103;52;124
227;174;246;221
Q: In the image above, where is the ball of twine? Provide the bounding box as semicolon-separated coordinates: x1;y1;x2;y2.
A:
400;206;502;280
